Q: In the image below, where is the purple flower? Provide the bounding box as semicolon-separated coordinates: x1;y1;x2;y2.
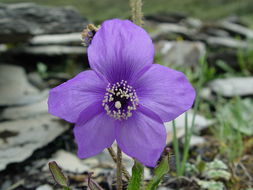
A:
48;19;195;167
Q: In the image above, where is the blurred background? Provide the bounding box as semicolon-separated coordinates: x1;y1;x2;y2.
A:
0;0;253;190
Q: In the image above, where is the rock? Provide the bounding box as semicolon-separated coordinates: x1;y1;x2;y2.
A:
205;28;230;38
182;135;205;146
182;17;202;29
14;45;85;56
165;110;214;143
0;3;88;43
207;49;239;71
145;12;187;23
156;40;206;68
0;98;48;120
29;33;81;45
206;37;248;49
0;44;7;53
200;87;213;101
45;150;90;173
150;23;193;41
219;21;253;39
157;187;174;190
27;72;47;89
0;114;68;171
0;64;47;106
209;77;253;97
36;184;53;190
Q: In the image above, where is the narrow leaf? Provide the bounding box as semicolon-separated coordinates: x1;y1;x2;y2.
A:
48;161;69;188
145;154;169;190
127;160;144;190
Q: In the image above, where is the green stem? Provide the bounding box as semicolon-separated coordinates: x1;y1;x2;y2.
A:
117;146;123;190
179;57;206;175
179;112;189;175
172;120;181;176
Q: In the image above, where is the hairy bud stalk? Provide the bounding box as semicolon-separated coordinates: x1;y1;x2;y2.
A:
130;0;143;26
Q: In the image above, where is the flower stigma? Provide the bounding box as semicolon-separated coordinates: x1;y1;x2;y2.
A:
102;80;139;120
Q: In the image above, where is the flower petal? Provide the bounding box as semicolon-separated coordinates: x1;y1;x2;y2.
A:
48;70;107;123
74;102;116;158
88;19;154;83
116;106;166;167
134;64;196;122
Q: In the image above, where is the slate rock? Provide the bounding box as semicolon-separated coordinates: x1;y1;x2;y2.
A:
45;150;90;173
36;185;53;190
219;21;253;39
206;37;248;49
0;3;88;43
156;40;206;68
209;77;253;97
29;33;82;45
0;64;47;106
145;12;187;23
150;23;193;41
0;98;48;120
0;114;68;171
20;45;85;56
165;110;215;143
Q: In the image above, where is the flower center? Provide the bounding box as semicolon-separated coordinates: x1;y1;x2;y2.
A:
102;80;139;120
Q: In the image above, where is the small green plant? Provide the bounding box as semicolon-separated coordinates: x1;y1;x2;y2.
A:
37;62;48;79
237;42;253;75
212;97;252;161
186;159;231;190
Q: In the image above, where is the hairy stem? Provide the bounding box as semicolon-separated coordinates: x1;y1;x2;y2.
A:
116;146;123;190
107;147;131;181
130;0;143;26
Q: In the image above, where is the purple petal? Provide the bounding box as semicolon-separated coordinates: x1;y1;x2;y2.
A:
74;102;116;158
116;106;166;167
134;64;196;122
88;19;154;84
48;70;107;123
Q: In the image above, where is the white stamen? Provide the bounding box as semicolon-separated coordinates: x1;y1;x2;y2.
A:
115;101;122;109
102;80;139;120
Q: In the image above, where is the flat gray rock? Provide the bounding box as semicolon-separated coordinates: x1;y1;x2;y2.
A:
0;64;47;106
209;77;253;97
29;33;82;45
206;37;248;49
0;98;48;120
165;110;214;143
36;185;53;190
156;40;206;68
45;150;90;173
0;3;88;43
0;114;68;171
21;45;85;56
151;23;193;40
219;21;253;39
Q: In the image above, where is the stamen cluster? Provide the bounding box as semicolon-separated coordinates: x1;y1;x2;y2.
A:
102;80;138;120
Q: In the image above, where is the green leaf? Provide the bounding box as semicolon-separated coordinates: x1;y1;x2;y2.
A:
196;180;225;190
48;161;70;189
219;98;253;136
127;160;144;190
145;155;169;190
